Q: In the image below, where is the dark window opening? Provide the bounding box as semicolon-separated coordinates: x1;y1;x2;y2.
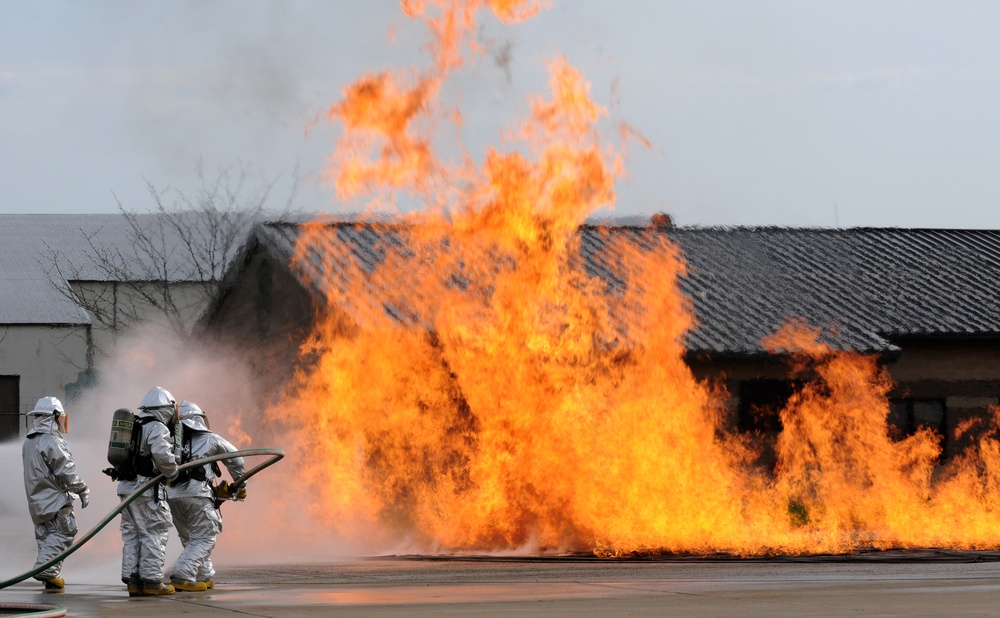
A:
888;398;947;452
738;379;803;474
738;379;801;433
0;375;20;441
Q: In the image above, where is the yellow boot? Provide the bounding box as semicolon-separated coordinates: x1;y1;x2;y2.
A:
140;581;175;595
170;578;208;592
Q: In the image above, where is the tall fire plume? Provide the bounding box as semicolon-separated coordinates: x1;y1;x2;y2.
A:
265;1;1000;556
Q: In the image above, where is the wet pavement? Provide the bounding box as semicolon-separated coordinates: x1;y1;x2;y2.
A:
4;554;1000;616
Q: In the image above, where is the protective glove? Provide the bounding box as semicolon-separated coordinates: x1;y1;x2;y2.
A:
212;481;247;501
79;488;90;509
212;480;231;500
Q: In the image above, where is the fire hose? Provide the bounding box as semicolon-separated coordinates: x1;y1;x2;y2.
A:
0;448;284;592
0;603;66;618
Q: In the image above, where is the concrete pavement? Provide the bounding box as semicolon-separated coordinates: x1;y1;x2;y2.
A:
4;554;1000;617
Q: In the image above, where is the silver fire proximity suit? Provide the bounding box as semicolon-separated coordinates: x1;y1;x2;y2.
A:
117;387;179;591
21;396;89;587
166;401;245;588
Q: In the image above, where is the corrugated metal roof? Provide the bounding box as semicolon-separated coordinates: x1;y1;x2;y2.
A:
0;213;213;325
249;221;1000;356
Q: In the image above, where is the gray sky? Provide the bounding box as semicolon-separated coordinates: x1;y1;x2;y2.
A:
3;1;1000;228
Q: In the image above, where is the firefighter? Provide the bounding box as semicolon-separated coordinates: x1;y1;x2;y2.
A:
21;396;90;591
166;401;246;591
118;386;179;596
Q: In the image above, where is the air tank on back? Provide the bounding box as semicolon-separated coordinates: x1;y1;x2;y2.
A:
107;408;135;468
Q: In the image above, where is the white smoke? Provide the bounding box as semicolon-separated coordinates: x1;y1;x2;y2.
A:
0;316;381;589
87;319;377;573
0;442;37;574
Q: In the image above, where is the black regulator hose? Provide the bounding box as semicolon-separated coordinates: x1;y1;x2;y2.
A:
0;448;284;591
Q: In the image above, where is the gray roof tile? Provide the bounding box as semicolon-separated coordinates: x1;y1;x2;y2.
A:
252;222;1000;356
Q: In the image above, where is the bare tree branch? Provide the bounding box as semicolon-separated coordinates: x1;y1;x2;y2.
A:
40;161;301;360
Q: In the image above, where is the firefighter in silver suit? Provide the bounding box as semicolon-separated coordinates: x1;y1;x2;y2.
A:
22;396;89;591
118;386;179;596
166;401;245;591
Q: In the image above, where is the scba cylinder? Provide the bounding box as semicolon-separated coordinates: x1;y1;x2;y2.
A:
107;408;135;468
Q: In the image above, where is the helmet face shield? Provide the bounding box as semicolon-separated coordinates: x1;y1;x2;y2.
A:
178;400;210;431
27;397;67;435
55;410;68;434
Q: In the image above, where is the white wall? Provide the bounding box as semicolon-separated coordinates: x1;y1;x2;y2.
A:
71;281;212;362
0;323;90;434
0;281;213;439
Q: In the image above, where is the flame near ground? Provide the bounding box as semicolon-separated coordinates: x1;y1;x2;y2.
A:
262;1;1000;557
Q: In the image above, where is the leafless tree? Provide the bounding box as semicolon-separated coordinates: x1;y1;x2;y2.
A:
43;161;301;359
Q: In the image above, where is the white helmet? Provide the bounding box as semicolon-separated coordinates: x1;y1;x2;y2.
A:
138;386;175;410
27;396;68;434
28;396;64;415
178;400;210;432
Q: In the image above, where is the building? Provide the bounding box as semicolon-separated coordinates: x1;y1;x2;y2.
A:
204;220;1000;460
0;214;218;439
660;226;1000;460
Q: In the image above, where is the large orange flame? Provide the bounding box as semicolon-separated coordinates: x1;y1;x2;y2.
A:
264;1;1000;556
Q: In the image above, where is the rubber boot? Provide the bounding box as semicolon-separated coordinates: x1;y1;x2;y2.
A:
141;581;175;595
123;575;142;597
170;578;208;592
42;577;64;592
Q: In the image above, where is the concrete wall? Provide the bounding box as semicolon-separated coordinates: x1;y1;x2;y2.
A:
71;281;210;362
0;281;214;440
0;323;90;437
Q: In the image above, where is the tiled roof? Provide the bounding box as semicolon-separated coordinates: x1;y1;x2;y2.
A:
618;226;1000;355
250;221;1000;356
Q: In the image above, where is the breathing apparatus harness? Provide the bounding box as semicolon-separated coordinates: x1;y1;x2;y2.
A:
103;403;250;512
174;428;221;483
102;416;162;482
102;405;180;503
